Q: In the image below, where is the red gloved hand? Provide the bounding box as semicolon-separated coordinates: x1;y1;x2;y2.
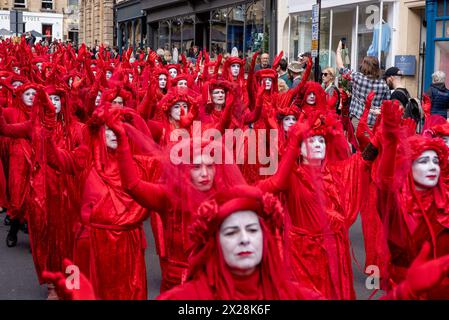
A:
401;118;417;137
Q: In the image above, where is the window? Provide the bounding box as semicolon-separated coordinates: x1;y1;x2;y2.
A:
42;0;53;10
14;0;26;9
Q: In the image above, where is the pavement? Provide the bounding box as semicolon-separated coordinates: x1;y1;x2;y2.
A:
0;211;383;300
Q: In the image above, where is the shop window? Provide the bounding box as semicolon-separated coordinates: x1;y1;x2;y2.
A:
289;12;312;61
210;8;227;59
182;16;195;56
158;21;170;51
227;6;245;56
42;24;52;41
171;19;182;54
42;0;53;10
332;6;355;70
437;1;447;17
13;0;26;9
246;1;265;57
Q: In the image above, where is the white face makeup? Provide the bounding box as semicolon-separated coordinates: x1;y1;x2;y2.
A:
170;101;188;121
105;70;113;80
22;88;37;107
412;150;440;190
212;88;226;106
36;62;43;72
95;91;102;106
300;135;326;162
190;154;216;192
12;81;23;89
219;210;263;276
169;68;178;79
282;115;297;132
92;70;97;77
306;92;316;105
128;73;133;83
105;126;118;150
49;94;62;114
13;66;20;74
230;63;241;77
158;74;167;89
263;77;273;90
177;79;188;88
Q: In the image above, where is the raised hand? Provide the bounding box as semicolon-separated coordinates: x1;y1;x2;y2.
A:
103;103;126;138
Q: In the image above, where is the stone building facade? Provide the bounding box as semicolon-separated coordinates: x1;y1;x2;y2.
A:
79;0;114;48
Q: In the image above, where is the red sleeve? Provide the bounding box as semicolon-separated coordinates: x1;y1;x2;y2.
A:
0;119;32;139
257;143;297;193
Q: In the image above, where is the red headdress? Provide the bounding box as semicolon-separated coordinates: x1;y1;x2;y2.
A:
423;120;449;139
296;82;328;114
170;73;194;88
407;135;448;168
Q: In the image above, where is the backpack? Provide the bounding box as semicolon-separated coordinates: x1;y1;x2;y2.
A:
395;88;424;133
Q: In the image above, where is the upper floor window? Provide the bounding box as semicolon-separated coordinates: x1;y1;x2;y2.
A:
42;0;53;10
13;0;26;9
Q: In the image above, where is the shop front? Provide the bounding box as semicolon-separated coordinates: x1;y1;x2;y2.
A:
142;0;276;60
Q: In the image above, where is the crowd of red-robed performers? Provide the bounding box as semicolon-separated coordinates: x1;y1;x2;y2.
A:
0;35;449;300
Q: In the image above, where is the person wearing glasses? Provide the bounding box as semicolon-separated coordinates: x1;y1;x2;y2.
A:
321;67;340;114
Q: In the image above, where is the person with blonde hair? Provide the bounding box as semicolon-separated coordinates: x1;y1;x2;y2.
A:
321;67;340;113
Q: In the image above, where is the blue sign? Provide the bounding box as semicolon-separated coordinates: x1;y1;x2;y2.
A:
394;55;416;76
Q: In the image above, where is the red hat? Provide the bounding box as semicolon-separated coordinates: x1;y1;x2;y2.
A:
222;57;245;81
165;64;181;74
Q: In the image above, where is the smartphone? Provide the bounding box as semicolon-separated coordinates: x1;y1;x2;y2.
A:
341;37;347;49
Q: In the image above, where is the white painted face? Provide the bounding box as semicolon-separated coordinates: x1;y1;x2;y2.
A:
105;126;118;150
158;74;167;89
282;115;297;132
21;88;37;107
263;77;273;90
11;81;23;89
177;79;188;88
95;91;102;106
170;101;188;121
190;154;216;192
92;70;97;77
442;136;449;149
128;73;133;83
412;150;440;190
105;70;113;80
212;88;226;106
300;135;326;162
49;94;62;114
169;68;178;78
36;62;43;72
230;63;240;77
306;92;316;105
12;66;20;74
219;210;263;276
